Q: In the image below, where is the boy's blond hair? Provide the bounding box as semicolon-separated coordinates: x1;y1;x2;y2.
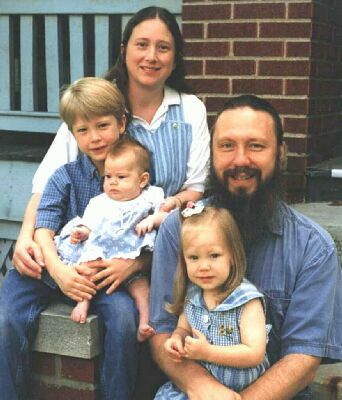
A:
60;77;125;131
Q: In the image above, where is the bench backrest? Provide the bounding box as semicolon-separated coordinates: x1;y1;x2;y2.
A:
0;0;181;134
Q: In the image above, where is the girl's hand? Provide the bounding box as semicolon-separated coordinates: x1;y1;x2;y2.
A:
80;258;136;294
52;263;97;302
184;328;210;361
164;335;186;362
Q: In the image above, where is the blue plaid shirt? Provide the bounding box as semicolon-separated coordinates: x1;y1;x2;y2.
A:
36;154;103;233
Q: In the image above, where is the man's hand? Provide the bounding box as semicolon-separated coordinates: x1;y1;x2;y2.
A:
184;328;210;361
12;237;44;279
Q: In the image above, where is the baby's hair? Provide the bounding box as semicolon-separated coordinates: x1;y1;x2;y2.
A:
106;135;150;173
168;207;246;315
60;77;125;131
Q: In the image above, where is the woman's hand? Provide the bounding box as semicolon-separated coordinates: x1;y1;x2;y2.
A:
12;236;44;279
52;262;97;302
76;258;138;294
160;196;182;212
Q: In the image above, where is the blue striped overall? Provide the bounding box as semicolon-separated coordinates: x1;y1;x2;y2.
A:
127;98;192;197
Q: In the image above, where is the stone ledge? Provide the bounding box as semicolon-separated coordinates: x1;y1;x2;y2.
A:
33;302;101;359
312;363;342;400
292;202;342;259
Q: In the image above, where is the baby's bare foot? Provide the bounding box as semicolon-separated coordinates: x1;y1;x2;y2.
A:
71;302;89;324
138;324;156;342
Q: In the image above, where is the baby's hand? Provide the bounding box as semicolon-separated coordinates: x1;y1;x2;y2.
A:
164;335;186;362
184;328;210;361
70;226;90;244
135;215;155;237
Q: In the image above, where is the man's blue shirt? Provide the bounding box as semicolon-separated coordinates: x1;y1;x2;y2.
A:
150;202;342;365
36;154;103;232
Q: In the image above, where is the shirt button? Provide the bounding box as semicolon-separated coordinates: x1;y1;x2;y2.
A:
202;314;209;323
172;122;178;129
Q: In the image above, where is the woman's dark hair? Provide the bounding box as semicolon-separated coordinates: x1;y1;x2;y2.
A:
104;6;190;114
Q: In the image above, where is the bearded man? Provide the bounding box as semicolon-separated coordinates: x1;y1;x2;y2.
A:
149;95;342;400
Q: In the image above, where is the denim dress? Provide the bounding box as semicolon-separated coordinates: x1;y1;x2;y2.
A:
155;279;271;399
127;97;192;197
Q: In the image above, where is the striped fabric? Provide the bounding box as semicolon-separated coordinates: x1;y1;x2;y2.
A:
127;97;192;197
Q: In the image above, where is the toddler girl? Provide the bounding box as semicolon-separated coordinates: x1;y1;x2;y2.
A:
155;205;270;397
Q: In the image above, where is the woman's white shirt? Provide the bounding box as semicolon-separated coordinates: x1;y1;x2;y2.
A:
32;87;209;194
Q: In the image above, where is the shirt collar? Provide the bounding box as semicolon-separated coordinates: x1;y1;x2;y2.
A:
186;278;264;312
80;154;101;179
131;86;180;126
265;202;285;236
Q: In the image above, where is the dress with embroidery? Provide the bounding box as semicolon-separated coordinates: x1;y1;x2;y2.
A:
155;279;271;399
54;185;164;264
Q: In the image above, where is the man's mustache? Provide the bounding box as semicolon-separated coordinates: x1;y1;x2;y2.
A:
223;167;261;181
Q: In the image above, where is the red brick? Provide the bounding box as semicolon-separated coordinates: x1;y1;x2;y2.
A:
234;3;285;19
182;23;204;39
185;59;203;75
288;3;314;19
206;60;255;76
31;352;56;376
234;41;284;57
183;4;231;21
259;60;310;77
267;98;309;115
283;117;308;134
184;41;229;57
286;42;311;57
188;78;230;94
61;356;97;383
206;96;230;113
29;381;97;400
260;22;312;38
285;136;308;154
232;79;282;95
285;79;310;95
208;23;257;38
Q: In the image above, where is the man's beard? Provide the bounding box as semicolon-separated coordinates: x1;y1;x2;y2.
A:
205;162;284;250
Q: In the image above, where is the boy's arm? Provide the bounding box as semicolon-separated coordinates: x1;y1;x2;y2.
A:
12;193;44;279
34;228;96;302
183;298;267;367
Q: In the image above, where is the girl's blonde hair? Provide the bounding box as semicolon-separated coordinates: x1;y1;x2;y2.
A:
60;77;125;131
168;207;246;315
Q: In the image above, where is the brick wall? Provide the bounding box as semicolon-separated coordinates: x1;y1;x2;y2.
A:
29;352;99;400
182;0;342;202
